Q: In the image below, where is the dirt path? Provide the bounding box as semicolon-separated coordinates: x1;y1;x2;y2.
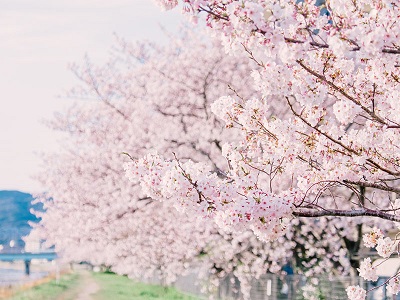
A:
57;271;100;300
75;271;100;300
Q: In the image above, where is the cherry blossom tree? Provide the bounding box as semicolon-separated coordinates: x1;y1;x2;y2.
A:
30;30;299;297
28;27;372;299
123;1;400;298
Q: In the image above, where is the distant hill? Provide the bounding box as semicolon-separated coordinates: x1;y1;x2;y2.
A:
0;190;42;249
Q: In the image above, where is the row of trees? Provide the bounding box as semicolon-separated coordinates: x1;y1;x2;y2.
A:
32;0;400;299
31;31;290;298
129;0;400;299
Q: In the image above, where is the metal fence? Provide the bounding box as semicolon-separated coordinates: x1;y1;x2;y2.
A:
213;274;354;300
172;272;400;300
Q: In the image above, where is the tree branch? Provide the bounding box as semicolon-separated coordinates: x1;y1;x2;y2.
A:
343;180;400;194
296;59;387;125
293;208;400;222
286;96;358;156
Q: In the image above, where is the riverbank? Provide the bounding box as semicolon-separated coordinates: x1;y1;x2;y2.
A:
7;272;79;300
6;271;201;300
0;261;64;299
0;261;55;286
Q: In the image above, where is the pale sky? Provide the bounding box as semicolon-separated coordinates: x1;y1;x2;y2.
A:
0;0;183;193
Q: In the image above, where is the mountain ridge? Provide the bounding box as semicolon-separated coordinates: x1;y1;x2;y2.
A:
0;190;42;249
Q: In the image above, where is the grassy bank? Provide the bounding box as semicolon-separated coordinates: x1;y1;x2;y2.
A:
7;271;200;300
8;273;80;300
92;272;200;300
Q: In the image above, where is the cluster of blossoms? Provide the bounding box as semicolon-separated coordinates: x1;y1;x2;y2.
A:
357;258;377;282
123;0;400;298
346;285;367;300
155;0;178;10
376;237;395;258
125;151;294;242
362;228;383;248
387;277;400;295
347;229;399;299
128;0;400;247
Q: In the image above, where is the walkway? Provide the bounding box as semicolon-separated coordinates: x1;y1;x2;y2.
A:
57;271;99;300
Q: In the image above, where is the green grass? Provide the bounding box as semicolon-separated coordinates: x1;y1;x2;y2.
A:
92;272;201;300
9;273;80;300
8;271;201;300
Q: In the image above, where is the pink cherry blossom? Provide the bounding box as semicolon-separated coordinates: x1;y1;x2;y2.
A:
376;237;395;258
387;276;400;295
363;228;383;248
357;258;378;282
154;0;178;10
346;285;366;300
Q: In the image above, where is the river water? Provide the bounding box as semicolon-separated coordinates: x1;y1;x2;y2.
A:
0;261;53;287
0;268;48;286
